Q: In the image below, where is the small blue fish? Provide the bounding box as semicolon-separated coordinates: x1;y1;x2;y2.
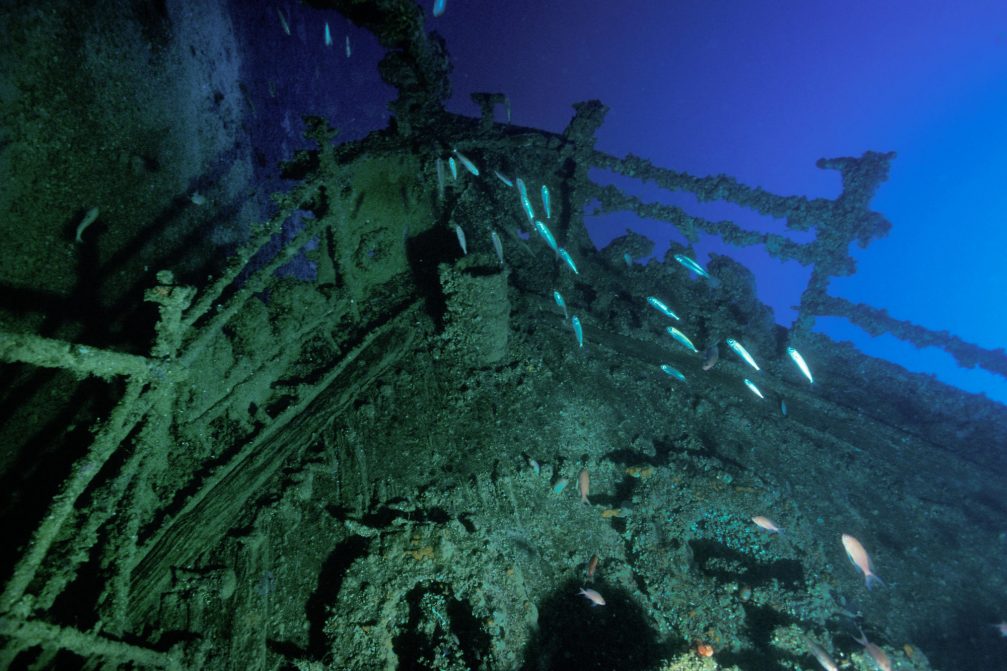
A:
623;253;633;267
558;248;579;274
554;290;568;320
660;364;686;382
535;220;558;253
787;347;813;384
494;170;513;187
553;478;569;494
345;34;352;58
433;0;447;17
743;378;765;399
674;253;709;278
454;225;467;255
541;184;552;219
516;178;535;221
779;398;788;417
666;326;698;353
726;338;760;371
324;21;333;47
453;149;479;176
448;156;458;180
571;315;583;348
646;296;680;321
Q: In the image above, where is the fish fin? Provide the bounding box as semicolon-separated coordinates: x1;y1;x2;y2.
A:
865;573;885;590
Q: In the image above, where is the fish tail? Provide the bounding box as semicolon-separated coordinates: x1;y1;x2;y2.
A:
865;573;885;590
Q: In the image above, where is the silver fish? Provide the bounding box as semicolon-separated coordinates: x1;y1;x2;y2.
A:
448;156;458;180
660;364;686;382
277;8;291;36
743;378;765;399
541;184;551;219
516;178;535;221
491;230;504;266
453;149;479;176
324;21;332;47
554;290;568;320
646;296;680;321
535;220;558;253
673;253;709;278
726;338;760;371
494;170;513;187
787;346;813;384
454;225;467;255
702;343;719;370
75;207;99;243
345;34;352;58
571;315;583;348
558;248;578;274
666;326;698;353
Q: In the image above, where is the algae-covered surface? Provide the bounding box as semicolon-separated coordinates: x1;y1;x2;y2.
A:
1;2;1006;671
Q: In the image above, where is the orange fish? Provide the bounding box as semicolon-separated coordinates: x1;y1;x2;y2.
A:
578;468;590;504
854;628;891;671
803;637;838;671
586;554;599;582
752;516;783;534
842;534;884;590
